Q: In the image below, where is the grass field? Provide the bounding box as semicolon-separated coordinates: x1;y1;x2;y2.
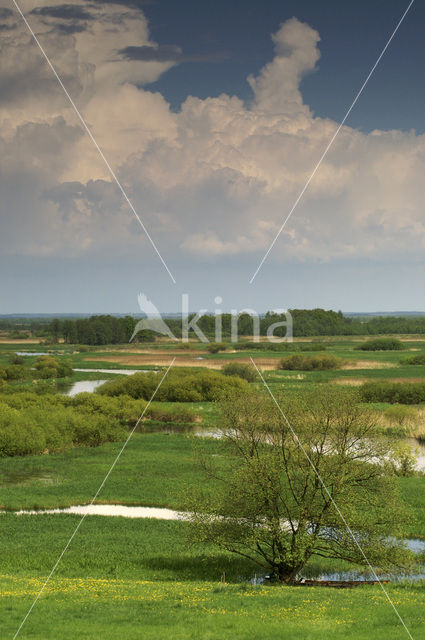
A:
1;513;425;639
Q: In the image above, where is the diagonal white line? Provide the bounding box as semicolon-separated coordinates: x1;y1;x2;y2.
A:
12;358;176;639
249;0;415;284
11;0;176;284
249;357;414;639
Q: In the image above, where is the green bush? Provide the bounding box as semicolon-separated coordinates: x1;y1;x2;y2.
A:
0;365;28;381
0;394;127;457
206;342;227;354
221;362;257;382
97;369;249;402
384;404;416;426
233;341;326;352
356;338;404;351
361;381;425;404
34;356;73;379
401;353;425;365
0;389;199;457
278;354;341;371
146;404;196;424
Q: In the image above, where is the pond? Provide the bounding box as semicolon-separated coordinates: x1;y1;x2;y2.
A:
73;368;153;375
63;368;157;396
65;380;106;396
15;352;50;356
13;504;184;520
196;430;425;472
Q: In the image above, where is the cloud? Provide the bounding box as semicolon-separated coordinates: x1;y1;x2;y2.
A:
1;7;424;271
119;44;230;64
30;4;95;21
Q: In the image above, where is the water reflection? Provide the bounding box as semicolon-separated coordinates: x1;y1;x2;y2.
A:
65;380;106;396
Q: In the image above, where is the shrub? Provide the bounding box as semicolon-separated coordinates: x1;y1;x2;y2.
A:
356;338;404;351
384;404;416;427
33;356;73;379
221;362;257;382
278;354;341;371
0;394;127;457
146;404;196;424
401;353;425;365
233;342;326;352
0;365;28;381
390;441;418;477
361;381;425;404
97;369;249;402
206;342;227;354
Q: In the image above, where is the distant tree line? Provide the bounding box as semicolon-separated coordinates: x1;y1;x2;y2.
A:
42;309;425;345
58;316;135;345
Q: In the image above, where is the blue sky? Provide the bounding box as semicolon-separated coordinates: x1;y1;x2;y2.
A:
143;0;423;133
0;0;424;314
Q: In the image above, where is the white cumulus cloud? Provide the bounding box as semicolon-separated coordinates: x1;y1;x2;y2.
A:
0;5;424;270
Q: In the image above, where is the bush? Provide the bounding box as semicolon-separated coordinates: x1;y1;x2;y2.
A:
0;390;199;457
401;353;425;365
0;394;127;457
233;342;326;352
146;404;196;424
0;365;28;381
384;404;416;426
34;356;73;379
97;369;249;402
361;381;425;404
206;342;227;354
278;354;341;371
221;362;257;382
356;338;404;351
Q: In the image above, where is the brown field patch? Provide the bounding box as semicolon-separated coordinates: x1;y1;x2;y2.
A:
85;355;280;370
333;375;425;386
340;360;394;370
332;378;366;386
0;338;44;344
385;377;425;383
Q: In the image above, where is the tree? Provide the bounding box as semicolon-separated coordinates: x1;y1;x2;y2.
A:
187;388;414;583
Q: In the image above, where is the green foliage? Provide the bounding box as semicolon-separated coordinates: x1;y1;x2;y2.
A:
146;404;196;424
97;369;249;402
278;354;341;371
384;404;416;427
56;315;135;345
356;338;404;351
34;356;73;379
221;362;257;382
0;389;200;458
0;394;126;457
233;341;326;352
361;381;425;404
206;342;227;354
390;441;418;477
401;353;425;365
187;388;414;583
0;364;28;381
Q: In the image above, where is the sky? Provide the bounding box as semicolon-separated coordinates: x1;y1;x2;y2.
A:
0;0;424;314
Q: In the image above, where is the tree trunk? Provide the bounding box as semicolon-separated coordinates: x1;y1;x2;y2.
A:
274;563;303;584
